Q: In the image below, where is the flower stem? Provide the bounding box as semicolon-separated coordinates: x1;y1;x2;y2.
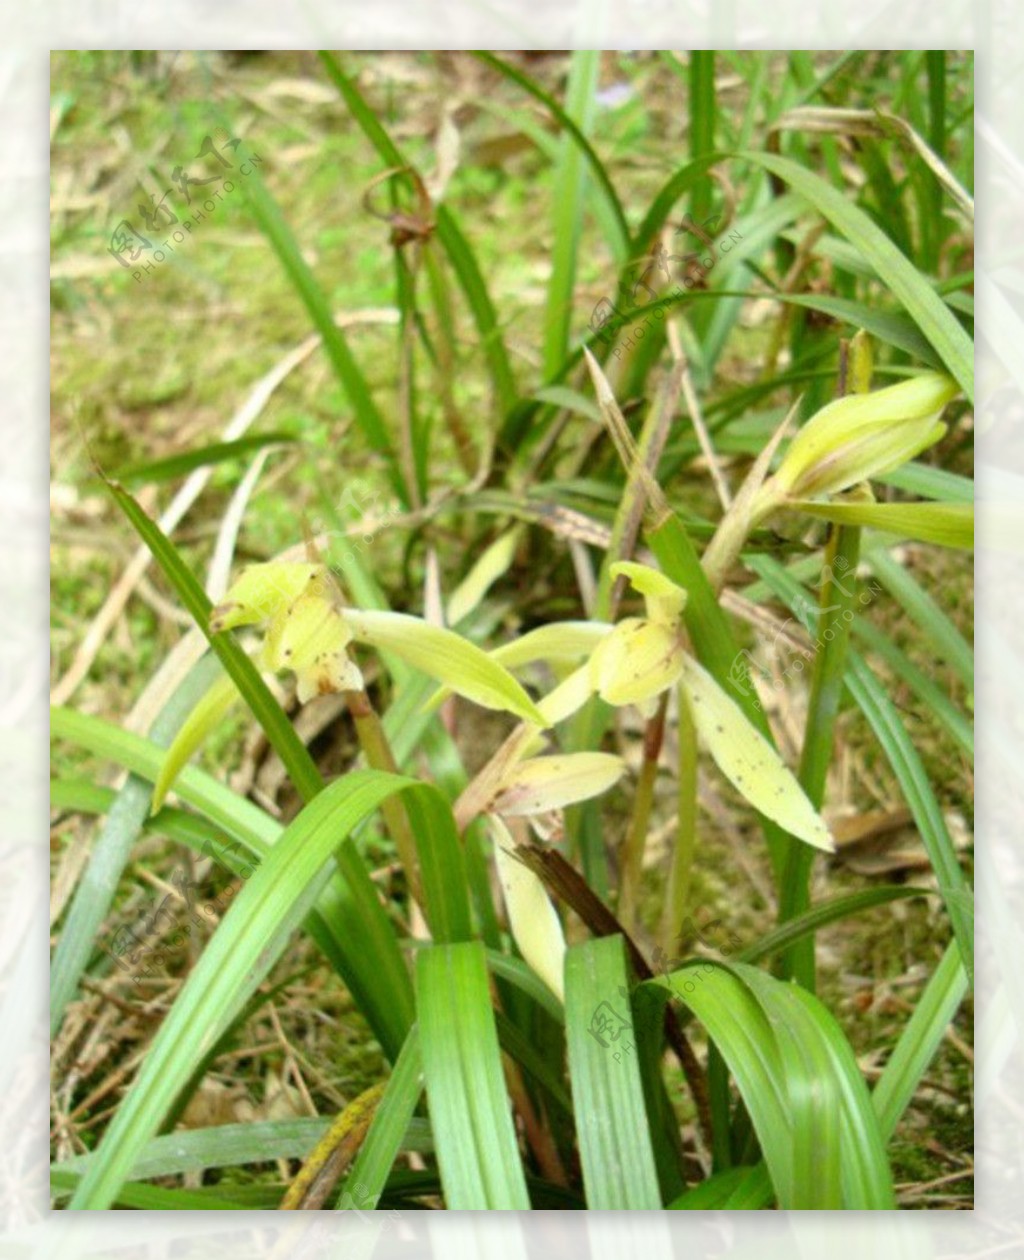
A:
777;525;861;991
660;681;698;956
343;686;424;910
617;691;668;935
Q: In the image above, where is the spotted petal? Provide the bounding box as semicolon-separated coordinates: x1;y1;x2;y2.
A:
591;617;686;708
210;563;326;633
680;655;834;852
263;591;361;703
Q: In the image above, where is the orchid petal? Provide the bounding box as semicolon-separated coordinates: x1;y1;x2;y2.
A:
344;609;547;726
491;817;565;1001
591;618;686;707
210;563;325;633
610;560;687;625
680;655;834;852
490;753;625;816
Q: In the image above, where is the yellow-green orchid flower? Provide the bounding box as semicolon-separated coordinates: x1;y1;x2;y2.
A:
755;370;960;511
153;560;549;810
491;561;834;853
589;561;687;715
209;561;546;723
486;750;626;1002
701;365;965;585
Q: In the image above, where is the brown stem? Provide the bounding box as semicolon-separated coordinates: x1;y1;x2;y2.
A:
509;841;714;1154
616;692;668;934
343;686;424;910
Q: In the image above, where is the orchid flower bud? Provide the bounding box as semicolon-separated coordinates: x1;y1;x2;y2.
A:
761;371;958;505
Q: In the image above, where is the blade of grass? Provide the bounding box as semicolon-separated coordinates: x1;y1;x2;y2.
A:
770;293;941;366
872;939;969;1142
564;935;663;1208
67;769;436;1209
49;652;223;1036
688;52;716;228
51;1172;249;1211
733;884;934;966
474;51;630;261
52;1116;433;1193
104;475;325;803
850;615;973;757
337;1028;424;1208
780;523;861;990
318;51;517;415
747;556;973;986
743;151;973;402
229;146;398;480
865;546;974;689
416;940;530;1209
111;432;296;488
542;50;602;378
877;461;974;503
631;153;722;261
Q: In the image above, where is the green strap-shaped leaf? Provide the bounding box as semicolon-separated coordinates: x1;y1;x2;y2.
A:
650;961;895;1208
51;705;416;1062
111;432;296;488
866;545;974;689
667;1162;773;1209
564;936;662;1209
734;884;933;966
52;705;281;851
791;499;973;551
337;1028;424;1209
151;666;241;810
50;653;224;1037
739;965;894;1208
743;151;973;402
67;769;431;1209
51;1172;251;1211
771;292;942;366
872;940;969;1141
652;962;792;1202
51;1115;435;1193
416;941;530;1209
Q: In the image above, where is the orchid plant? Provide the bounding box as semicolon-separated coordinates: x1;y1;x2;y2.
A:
154;540;839;1004
150;352;965;1003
